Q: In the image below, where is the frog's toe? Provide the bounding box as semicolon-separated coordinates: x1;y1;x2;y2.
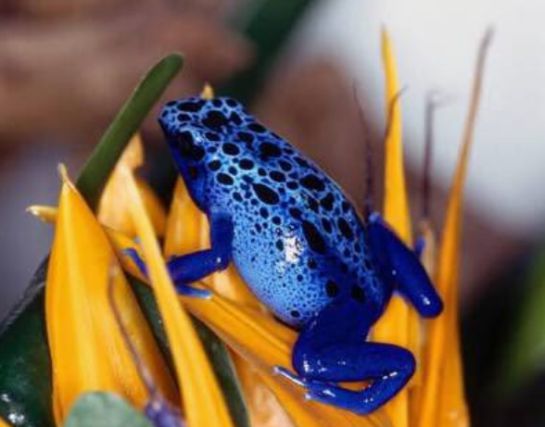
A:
304;382;335;401
124;248;148;277
273;366;307;388
125;247;211;298
175;282;212;299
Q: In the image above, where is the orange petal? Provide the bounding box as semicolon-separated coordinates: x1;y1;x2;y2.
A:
117;133;145;169
98;134;166;237
27;203;149;286
137;178;167;236
234;361;294;427
418;29;493;427
201;83;215;100
380;28;412;241
0;417;10;427
120;166;235;427
27;205;58;224
410;219;437;415
46;166;176;424
163;178;207;258
371;28;415;427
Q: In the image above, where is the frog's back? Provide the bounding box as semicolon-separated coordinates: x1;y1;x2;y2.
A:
160;97;390;327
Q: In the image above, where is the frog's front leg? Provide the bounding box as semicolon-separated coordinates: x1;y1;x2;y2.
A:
276;298;415;414
127;212;233;297
167;211;233;296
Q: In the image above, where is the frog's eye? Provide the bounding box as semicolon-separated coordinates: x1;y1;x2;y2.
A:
176;131;205;161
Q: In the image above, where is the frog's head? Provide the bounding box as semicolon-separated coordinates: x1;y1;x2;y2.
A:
158;96;249;211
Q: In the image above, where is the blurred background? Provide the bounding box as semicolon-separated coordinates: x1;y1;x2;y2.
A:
1;0;544;425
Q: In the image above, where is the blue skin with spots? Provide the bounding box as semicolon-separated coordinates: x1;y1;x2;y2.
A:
144;95;442;414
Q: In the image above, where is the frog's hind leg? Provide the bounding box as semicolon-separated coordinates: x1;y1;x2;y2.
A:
295;342;415;414
278;298;415;414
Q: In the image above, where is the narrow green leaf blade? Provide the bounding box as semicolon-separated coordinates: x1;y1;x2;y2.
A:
76;53;183;211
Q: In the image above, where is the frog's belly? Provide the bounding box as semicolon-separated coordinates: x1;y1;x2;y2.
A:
231;225;334;328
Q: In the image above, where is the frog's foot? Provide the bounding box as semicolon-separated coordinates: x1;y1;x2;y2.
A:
173;282;211;299
291;342;415;414
123;247;211;298
124;248;148;276
290;297;416;414
274;366;336;402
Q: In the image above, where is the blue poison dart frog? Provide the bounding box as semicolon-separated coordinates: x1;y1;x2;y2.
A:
128;95;443;415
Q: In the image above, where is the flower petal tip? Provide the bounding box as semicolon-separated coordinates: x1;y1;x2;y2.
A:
200;83;215;100
57;163;69;182
26;205;58;223
26;205;42;217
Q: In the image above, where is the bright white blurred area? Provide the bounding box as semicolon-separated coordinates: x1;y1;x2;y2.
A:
293;0;545;236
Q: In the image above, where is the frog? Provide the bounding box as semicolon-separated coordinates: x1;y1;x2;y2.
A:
130;94;443;415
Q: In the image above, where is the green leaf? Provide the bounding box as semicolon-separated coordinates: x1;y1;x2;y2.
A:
0;54;183;427
64;392;152;427
0;260;52;427
77;53;183;211
193;318;249;427
130;278;250;427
